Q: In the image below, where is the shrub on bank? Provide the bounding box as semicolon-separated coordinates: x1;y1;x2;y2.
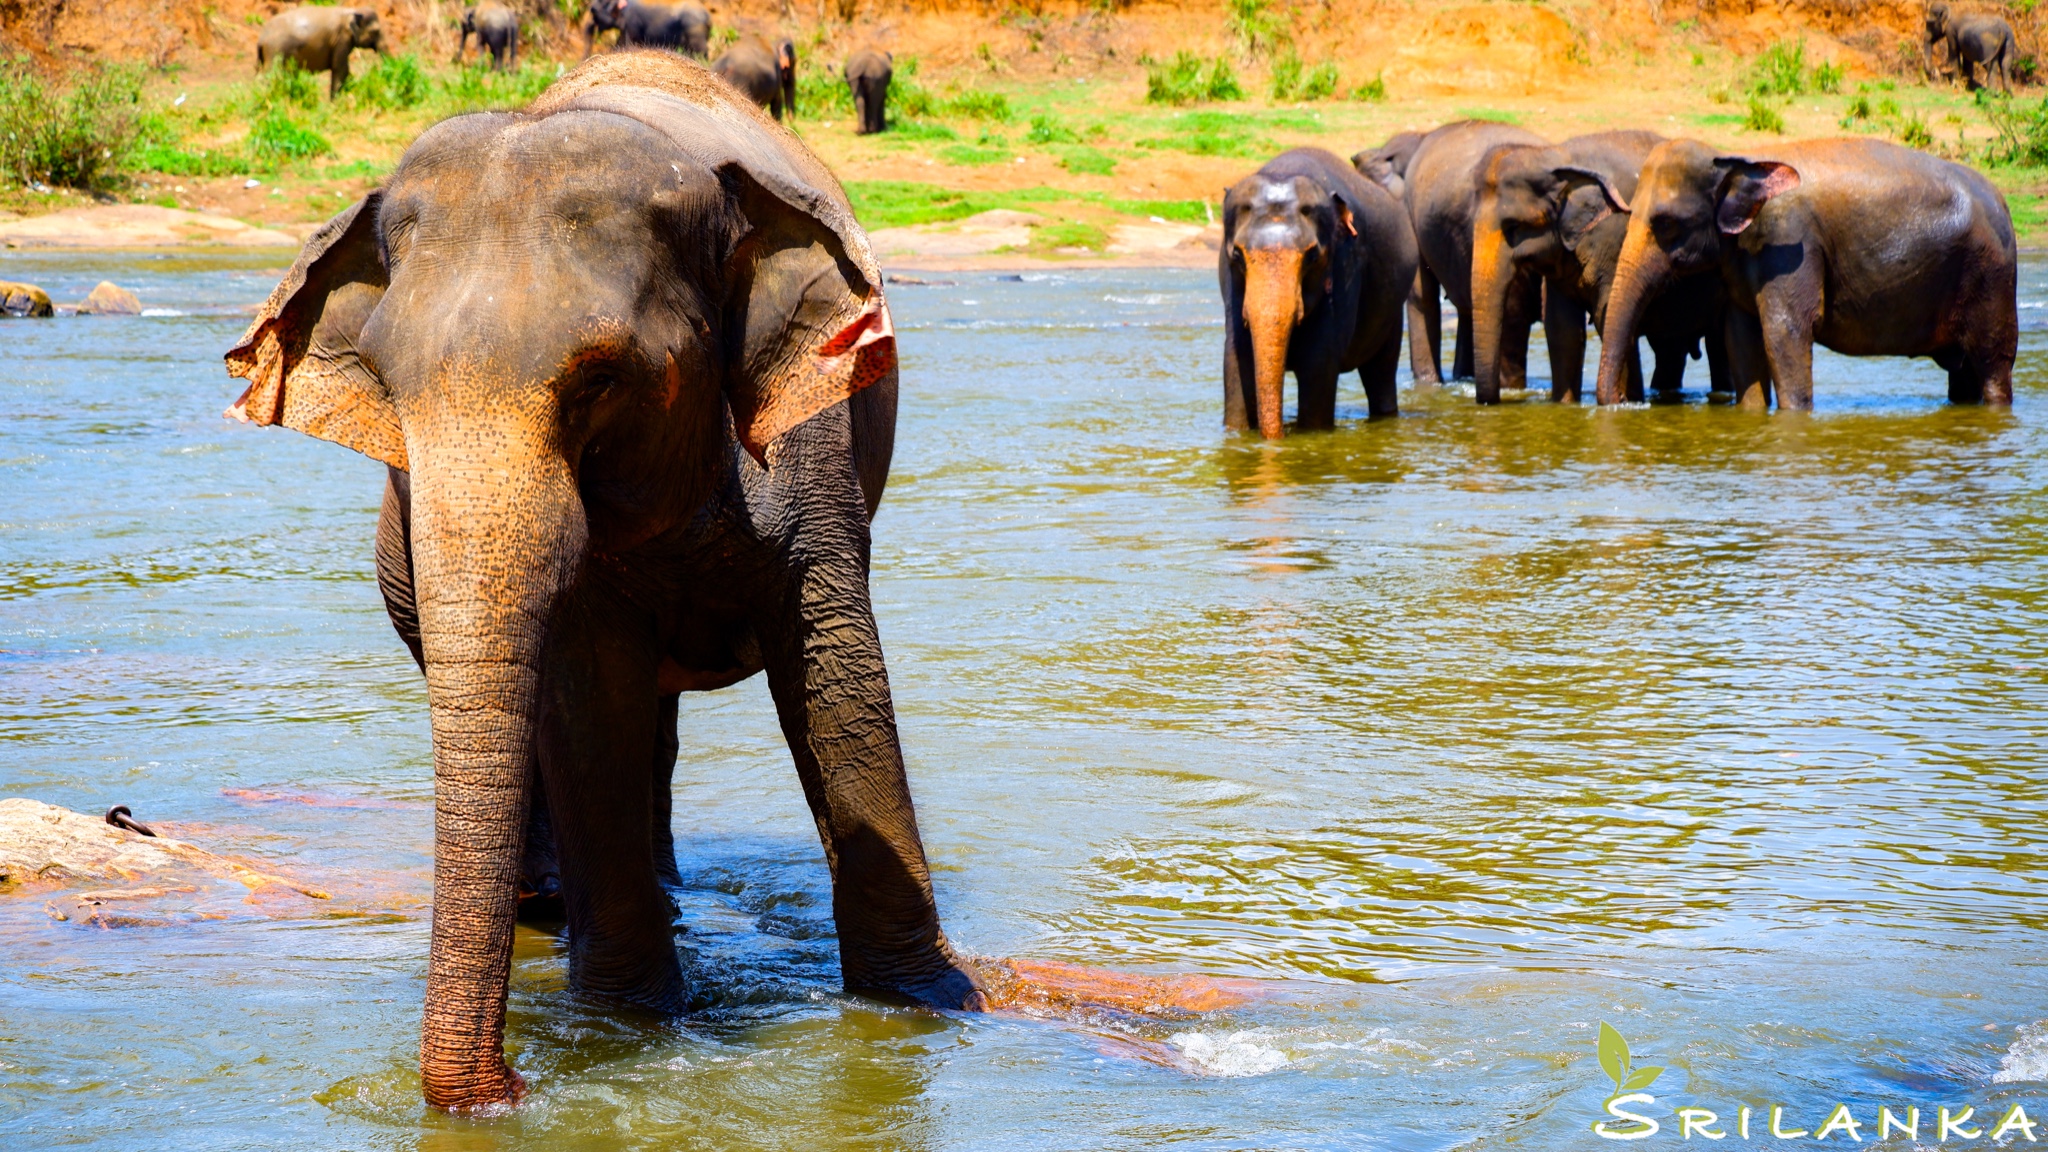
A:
0;56;144;190
1146;52;1244;105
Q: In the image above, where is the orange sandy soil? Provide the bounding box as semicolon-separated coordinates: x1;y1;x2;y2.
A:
6;0;2047;253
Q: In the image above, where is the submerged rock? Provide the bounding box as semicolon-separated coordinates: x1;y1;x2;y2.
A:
76;280;141;315
0;797;327;899
0;280;53;317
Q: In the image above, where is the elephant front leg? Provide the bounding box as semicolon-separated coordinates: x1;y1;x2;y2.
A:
1294;361;1339;431
651;692;682;888
1407;266;1444;386
1725;308;1774;409
1757;290;1817;411
755;409;983;1012
1647;333;1689;396
1544;287;1586;403
535;599;687;1008
1222;311;1254;431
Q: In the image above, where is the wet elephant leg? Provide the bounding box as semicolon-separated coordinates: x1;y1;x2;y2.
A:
1295;362;1338;432
1451;302;1476;381
1407;265;1444;386
535;597;685;1007
1706;320;1731;396
651;692;682;888
1758;296;1816;411
1624;341;1646;403
1648;333;1689;396
1544;287;1586;403
1360;333;1401;417
1489;278;1535;397
1725;309;1774;409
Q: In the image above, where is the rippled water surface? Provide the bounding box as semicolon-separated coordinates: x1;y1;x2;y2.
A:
3;248;2048;1150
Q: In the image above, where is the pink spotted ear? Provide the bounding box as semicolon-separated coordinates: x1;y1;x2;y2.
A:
732;297;895;465
1715;160;1800;235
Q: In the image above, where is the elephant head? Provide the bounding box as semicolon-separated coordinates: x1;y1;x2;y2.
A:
1596;139;1798;404
223;67;896;1111
1222;171;1356;439
1351;130;1423;200
1469;146;1630;400
350;8;390;54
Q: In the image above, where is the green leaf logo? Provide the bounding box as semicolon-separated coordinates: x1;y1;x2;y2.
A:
1597;1021;1664;1099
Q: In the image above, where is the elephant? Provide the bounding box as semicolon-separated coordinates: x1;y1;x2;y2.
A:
1;281;53;317
1595;137;2016;410
456;3;519;72
1926;2;2017;90
585;0;710;58
1350;129;1424;200
1395;120;1548;388
712;35;794;119
1469;130;1727;403
1219;147;1418;437
255;6;389;98
221;49;985;1112
845;48;892;135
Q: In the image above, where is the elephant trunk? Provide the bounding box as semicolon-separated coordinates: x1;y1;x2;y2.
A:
1240;247;1305;439
1469;213;1515;405
406;418;586;1112
1595;222;1662;405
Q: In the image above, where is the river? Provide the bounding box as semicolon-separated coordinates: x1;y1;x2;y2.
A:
2;249;2046;1150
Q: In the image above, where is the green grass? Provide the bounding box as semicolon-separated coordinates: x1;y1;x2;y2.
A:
1350;73;1387;102
1749;40;1808;97
1457;107;1522;124
795;63;853;116
1135;110;1274;157
347;53;430;110
2006;191;2047;235
1693;112;1746;126
1145;52;1244;105
843;180;1207;230
939;143;1013;166
1744;96;1786;133
1269;52;1340;102
1058;146;1117;175
1025;113;1079;144
942;88;1011;121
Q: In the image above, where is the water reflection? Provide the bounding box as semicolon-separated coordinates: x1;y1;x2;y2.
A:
1;253;2045;1149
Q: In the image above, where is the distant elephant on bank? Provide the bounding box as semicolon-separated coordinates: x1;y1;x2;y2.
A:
222;49;985;1113
1220;147;1418;436
456;3;519;71
1596;137;2016;409
1393;120;1548;388
712;35;794;119
845;47;892;135
585;0;709;58
1351;130;1424;199
255;6;389;98
1469;129;1726;403
1926;1;2017;90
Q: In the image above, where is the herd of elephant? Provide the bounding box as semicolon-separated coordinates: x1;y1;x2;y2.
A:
1219;122;2019;438
254;1;894;130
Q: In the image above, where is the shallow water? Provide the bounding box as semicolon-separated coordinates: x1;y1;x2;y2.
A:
2;248;2047;1150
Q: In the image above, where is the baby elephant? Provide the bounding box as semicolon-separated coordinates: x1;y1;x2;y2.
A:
1220;148;1418;436
457;3;519;72
1926;2;2017;91
256;6;389;98
844;47;892;135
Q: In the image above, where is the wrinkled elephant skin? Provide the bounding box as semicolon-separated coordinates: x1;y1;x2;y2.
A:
1596;137;2017;410
1398;120;1548;388
1468;129;1728;403
222;51;983;1113
1220;148;1417;437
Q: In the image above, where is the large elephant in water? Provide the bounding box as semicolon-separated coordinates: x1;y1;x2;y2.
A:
1220;147;1417;436
1596;137;2016;409
1469;130;1725;403
1397;120;1547;388
223;50;983;1112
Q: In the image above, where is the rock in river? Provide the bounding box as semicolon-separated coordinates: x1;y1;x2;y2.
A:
76;281;141;315
0;280;53;317
0;798;327;899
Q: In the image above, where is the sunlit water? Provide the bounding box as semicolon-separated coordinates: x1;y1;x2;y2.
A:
3;249;2047;1150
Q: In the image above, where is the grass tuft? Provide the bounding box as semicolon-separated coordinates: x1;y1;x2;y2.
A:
1145;52;1244;105
1743;95;1785;133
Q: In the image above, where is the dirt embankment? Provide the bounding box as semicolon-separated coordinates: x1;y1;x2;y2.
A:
3;0;1990;84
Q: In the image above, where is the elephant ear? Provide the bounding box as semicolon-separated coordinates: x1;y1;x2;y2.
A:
1713;159;1800;235
223;194;405;469
1552;165;1631;252
722;166;896;465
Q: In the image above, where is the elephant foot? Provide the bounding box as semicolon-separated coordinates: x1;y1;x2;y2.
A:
423;1058;527;1114
854;950;989;1012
